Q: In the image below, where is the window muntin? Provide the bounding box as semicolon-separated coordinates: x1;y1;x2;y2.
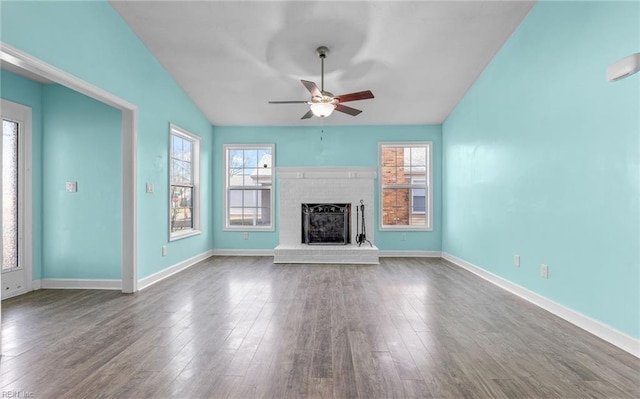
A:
224;145;274;230
379;142;432;230
170;124;200;240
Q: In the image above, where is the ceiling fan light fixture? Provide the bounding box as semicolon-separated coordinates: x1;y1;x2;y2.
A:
310;102;336;118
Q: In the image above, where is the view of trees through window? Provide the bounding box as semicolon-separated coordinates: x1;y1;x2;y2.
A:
170;129;198;235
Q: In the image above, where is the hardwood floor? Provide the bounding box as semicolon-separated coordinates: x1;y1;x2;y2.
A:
1;256;639;398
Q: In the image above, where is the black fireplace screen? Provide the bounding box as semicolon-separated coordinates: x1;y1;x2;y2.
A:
302;203;351;245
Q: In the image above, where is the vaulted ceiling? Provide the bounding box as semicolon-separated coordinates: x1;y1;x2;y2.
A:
110;1;536;126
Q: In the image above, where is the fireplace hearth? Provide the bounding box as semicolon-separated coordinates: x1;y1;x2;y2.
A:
302;203;351;245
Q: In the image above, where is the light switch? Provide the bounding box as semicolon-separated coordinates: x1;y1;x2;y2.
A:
66;181;77;193
146;182;154;193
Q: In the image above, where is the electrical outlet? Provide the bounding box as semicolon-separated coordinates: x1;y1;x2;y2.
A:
541;264;548;279
514;254;520;267
162;245;167;256
66;181;77;193
243;232;249;240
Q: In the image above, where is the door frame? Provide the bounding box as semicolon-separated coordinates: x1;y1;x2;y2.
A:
1;42;138;293
1;99;33;298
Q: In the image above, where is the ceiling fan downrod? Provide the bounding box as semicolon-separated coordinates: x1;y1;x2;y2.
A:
316;46;329;93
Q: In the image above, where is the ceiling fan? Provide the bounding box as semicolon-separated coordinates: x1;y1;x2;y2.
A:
269;46;374;119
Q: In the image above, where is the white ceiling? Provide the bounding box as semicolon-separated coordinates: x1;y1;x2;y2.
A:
110;1;535;126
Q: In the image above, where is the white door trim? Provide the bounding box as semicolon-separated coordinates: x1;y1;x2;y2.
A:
1;99;33;298
1;42;138;293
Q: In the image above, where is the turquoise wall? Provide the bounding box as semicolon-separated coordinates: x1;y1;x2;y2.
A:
443;1;640;338
41;84;122;279
1;0;214;279
0;70;43;280
212;125;443;252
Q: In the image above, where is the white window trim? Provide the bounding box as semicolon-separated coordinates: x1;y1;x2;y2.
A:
223;144;275;231
378;141;433;231
169;123;201;241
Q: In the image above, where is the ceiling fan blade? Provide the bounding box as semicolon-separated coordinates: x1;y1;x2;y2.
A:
268;100;309;104
301;109;314;119
301;80;322;98
335;90;374;103
335;104;362;116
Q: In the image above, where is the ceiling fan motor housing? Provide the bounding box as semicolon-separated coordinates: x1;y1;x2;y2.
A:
316;46;329;59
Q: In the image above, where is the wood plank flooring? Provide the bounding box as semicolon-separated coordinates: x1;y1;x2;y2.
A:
1;256;639;398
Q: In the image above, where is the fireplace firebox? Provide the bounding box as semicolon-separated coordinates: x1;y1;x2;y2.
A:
302;203;351;245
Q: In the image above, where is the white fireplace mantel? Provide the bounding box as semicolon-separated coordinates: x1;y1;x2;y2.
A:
274;166;379;264
277;166;377;180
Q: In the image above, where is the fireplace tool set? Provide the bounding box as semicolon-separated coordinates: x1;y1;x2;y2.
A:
356;200;372;247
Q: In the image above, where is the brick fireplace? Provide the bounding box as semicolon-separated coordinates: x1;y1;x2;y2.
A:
274;167;379;264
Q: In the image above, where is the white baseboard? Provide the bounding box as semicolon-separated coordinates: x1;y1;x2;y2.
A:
211;249;275;257
442;252;640;358
40;278;121;290
211;249;441;258
32;279;42;290
379;250;442;258
138;250;214;291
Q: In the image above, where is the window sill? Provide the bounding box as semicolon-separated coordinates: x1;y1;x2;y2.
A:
169;229;201;242
224;226;274;232
379;226;433;232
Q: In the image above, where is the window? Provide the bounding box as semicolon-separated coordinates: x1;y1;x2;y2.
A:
224;144;274;230
379;142;432;230
169;124;200;240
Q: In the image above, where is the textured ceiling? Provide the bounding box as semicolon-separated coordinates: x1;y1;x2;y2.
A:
110;1;535;126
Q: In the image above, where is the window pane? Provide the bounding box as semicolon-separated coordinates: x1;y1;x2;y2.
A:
255;206;271;226
228;189;272;226
380;143;430;229
242;168;257;186
3;120;19;270
382;188;411;226
170;186;193;232
406;146;426;167
257;148;271;164
381;147;399;167
397;165;410;184
229;207;245;226
412;188;426;213
229;189;243;208
381;166;397;184
242;190;258;207
230;149;245;169
182;140;192;162
172;159;192;184
172;135;182;159
244;149;258;167
225;145;273;229
409;212;427;226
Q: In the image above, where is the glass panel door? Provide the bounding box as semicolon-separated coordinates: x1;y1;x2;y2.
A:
2;119;19;271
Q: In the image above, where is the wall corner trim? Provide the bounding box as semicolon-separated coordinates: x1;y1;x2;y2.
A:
138;250;214;291
441;252;640;358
